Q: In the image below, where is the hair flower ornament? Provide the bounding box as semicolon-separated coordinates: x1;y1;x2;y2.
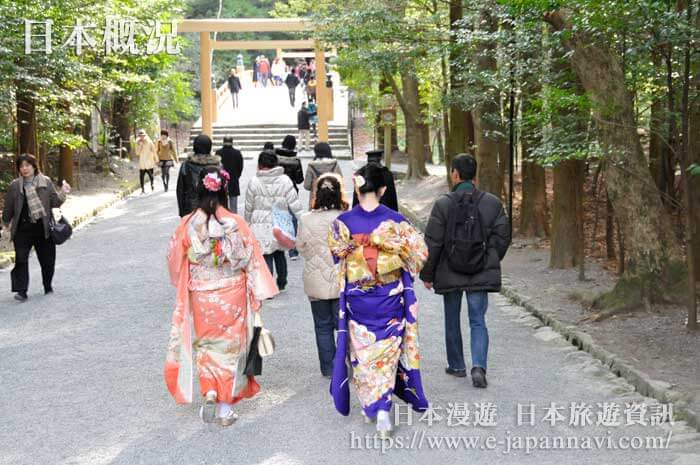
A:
203;172;223;192
220;169;230;183
353;175;366;188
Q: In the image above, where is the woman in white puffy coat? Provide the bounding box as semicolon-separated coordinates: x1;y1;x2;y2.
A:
297;173;348;377
244;150;303;291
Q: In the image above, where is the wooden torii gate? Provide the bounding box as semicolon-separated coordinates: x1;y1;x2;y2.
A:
178;18;332;142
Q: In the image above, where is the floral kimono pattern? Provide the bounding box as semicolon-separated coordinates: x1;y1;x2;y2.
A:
328;205;429;418
166;207;278;405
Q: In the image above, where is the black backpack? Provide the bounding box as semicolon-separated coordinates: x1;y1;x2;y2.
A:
445;189;487;275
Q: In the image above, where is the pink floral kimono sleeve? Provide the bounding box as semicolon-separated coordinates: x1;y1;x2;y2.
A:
165;215;195;404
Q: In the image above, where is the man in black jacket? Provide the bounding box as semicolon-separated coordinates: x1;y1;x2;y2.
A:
285;72;300;107
419;154;511;388
297;102;311;151
176;135;221;217
215;136;244;213
351;150;398;211
227;69;242;109
275;135;304;191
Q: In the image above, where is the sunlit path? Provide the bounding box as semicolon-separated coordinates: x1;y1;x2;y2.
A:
1;162;698;465
193;72;349;128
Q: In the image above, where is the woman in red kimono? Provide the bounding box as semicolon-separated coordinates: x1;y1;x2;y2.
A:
166;166;278;426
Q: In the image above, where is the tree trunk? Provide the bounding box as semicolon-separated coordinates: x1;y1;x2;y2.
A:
112;93;132;158
59;145;73;186
473;7;503;197
388;69;427;179
520;161;548;237
546;9;683;308
16;83;37;157
519;55;548;237
446;0;468;164
606;192;616;260
649;51;671;197
688;5;700;280
550;159;584;268
445;0;467;184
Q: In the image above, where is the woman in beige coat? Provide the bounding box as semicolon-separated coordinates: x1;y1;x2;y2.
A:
297;173;348;377
136;129;159;194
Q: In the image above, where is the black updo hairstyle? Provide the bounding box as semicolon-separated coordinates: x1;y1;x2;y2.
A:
313;174;348;211
196;166;229;223
356;163;387;196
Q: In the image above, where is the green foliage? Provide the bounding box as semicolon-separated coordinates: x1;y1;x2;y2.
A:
688;164;700;177
0;0;194;154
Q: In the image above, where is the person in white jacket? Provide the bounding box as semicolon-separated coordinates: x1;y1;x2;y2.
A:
297;173;348;377
244;150;303;291
135;129;159;194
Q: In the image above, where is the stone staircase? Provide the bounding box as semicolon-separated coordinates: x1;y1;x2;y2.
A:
186;124;351;158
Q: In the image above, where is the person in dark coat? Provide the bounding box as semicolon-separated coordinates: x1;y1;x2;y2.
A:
297;102;311;151
275;135;304;260
227;69;242;109
351;150;398;211
2;154;70;302
215;136;244;213
285;72;300;107
176;134;221;217
419;153;511;389
275;136;304;191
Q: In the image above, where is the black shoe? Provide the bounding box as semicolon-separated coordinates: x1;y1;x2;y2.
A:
445;367;467;378
44;287;53;295
471;367;488;388
14;292;28;302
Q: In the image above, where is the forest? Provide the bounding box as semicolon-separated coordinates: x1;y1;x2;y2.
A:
1;0;699;326
293;0;700;327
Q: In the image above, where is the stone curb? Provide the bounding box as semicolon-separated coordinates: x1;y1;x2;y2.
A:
0;180;140;270
399;199;700;432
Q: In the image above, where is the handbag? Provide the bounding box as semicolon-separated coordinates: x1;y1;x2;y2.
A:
49;213;73;245
255;312;275;357
271;206;296;248
243;312;275;376
244;326;263;376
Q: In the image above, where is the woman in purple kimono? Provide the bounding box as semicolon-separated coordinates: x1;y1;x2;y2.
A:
328;164;429;438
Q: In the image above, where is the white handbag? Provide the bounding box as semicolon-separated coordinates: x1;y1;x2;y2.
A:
254;312;275;358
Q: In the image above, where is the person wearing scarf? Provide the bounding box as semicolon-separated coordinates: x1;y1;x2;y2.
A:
2;154;70;302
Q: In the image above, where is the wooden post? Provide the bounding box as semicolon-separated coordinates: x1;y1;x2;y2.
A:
211;88;218;123
200;32;213;137
59;144;73;186
384;124;392;170
380;108;396;170
315;45;328;142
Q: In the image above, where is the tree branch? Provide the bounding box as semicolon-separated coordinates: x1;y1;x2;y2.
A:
383;71;412;118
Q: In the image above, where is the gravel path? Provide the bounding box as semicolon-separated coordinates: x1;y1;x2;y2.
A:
1;161;699;465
